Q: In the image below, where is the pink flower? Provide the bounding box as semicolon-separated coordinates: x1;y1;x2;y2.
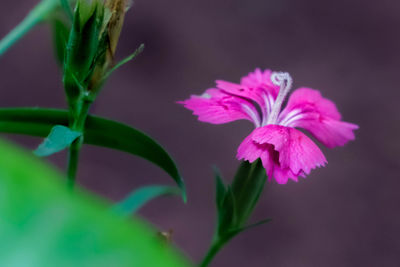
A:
179;69;358;184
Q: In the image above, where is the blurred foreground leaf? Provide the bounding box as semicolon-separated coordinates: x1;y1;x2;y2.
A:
0;108;186;200
114;185;181;216
0;138;191;267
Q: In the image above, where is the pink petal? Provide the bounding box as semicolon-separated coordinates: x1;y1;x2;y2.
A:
237;125;326;184
284;88;341;119
252;125;327;176
280;88;358;148
295;118;359;148
272;167;299;184
215;69;280;117
240;68;280;97
237;133;275;178
178;88;260;125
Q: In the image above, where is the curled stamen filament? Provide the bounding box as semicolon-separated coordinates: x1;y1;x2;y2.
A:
267;72;293;125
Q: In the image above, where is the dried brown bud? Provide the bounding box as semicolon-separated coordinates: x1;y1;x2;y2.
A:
104;0;130;58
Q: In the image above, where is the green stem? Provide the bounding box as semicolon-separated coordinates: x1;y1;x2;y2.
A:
67;136;82;189
199;237;229;267
67;99;91;189
0;0;60;57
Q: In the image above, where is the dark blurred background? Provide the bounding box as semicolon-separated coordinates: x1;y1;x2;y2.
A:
1;0;400;266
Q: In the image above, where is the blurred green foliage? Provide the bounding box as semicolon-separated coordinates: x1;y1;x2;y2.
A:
0;138;191;267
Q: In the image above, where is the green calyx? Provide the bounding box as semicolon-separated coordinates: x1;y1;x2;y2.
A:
62;0;137;116
200;161;270;267
78;0;102;27
63;0;104;101
216;160;268;238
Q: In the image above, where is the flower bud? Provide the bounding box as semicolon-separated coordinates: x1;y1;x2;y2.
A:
63;0;104;119
105;0;129;58
86;0;130;93
63;0;130;113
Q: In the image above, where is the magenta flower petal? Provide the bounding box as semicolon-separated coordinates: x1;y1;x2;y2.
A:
252;125;327;175
237;125;327;184
284;88;341;119
280;88;359;148
240;68;280;96
295;118;359;148
237;132;277;179
272;166;299;184
216;70;279;100
178;88;261;125
216;69;280;120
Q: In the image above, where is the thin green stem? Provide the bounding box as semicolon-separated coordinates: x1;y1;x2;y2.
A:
67;136;82;190
67;99;91;189
199;237;229;267
0;0;60;57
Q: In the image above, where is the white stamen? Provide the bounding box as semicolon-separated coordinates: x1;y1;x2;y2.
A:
266;72;293;125
241;103;261;127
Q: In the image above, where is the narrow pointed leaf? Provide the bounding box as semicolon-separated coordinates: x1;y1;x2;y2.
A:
0;139;190;267
0;108;186;200
34;125;81;157
213;166;226;209
229;218;272;237
114;185;181;216
104;43;144;79
0;0;60;57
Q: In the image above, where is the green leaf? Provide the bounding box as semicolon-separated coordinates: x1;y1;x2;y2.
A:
229;218;272;237
104;43;145;79
51;18;70;65
0;108;186;201
213;167;226;210
114;185;181;216
34;125;82;157
231;160;266;226
0;138;191;267
0;0;60;57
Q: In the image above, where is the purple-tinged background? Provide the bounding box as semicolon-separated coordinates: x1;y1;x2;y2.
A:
0;0;399;266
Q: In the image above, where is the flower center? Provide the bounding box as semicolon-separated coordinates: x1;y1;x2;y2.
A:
266;72;293;125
